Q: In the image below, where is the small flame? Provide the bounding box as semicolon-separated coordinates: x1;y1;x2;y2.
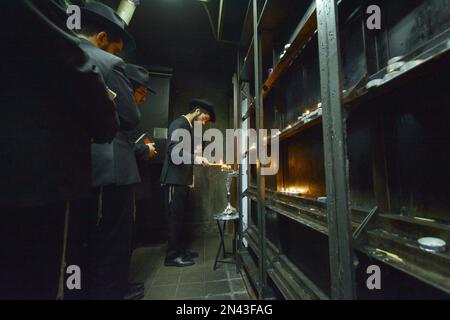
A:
281;186;310;195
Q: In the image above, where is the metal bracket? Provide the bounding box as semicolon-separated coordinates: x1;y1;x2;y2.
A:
353;205;379;241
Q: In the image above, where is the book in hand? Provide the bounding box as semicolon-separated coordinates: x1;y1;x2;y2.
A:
134;132;157;160
134;133;153;146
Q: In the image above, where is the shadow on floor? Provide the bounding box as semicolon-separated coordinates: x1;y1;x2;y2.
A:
129;234;251;300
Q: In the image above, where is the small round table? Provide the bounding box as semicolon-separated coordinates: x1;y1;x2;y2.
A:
213;213;240;272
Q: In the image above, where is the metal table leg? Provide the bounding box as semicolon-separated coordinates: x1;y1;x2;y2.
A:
213;220;226;271
213;215;240;271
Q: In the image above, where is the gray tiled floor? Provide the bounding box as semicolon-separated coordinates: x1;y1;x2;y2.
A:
129;234;251;300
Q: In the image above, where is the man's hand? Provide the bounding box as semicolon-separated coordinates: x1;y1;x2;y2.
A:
194;156;211;167
146;143;157;158
199;156;210;167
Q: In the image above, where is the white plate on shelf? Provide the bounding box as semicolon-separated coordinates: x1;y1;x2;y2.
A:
417;237;446;253
388;56;404;65
400;60;424;72
366;79;383;89
387;61;405;73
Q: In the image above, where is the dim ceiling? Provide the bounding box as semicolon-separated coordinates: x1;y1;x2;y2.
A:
86;0;249;74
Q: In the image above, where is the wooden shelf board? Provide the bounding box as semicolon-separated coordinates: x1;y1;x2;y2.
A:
360;228;450;294
262;2;317;98
344;41;450;109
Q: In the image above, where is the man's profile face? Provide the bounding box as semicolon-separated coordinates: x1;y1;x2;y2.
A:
196;112;211;125
96;31;124;55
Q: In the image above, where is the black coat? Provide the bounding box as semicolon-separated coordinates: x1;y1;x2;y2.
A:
79;40;142;187
160;117;196;186
0;1;119;209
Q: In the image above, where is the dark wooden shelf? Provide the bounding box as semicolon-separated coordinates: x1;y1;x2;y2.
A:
240;249;260;293
267;107;322;145
266;39;450;145
360;228;450;294
344;39;450;109
272;255;329;300
262;2;317;98
378;213;450;236
246;226;260;254
253;185;450;294
247;187;363;235
238;0;450;299
247;224;329;300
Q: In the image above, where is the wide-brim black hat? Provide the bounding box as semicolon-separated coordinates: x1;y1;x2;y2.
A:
190;99;216;122
81;1;136;52
125;64;156;94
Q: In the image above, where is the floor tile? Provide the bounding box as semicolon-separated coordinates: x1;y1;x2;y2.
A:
206;294;233;300
129;232;250;301
206;280;231;296
179;271;205;284
227;269;242;280
157;267;183;277
233;292;251;300
176;283;206;299
152;273;180;286
205;270;228;282
145;285;177;300
230;279;247;293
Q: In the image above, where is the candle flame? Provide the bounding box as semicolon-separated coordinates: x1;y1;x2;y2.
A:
281;186;310;195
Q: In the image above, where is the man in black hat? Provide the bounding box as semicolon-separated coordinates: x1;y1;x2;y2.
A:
70;1;142;300
160;100;216;267
125;63;158;162
0;0;118;299
121;63;159;300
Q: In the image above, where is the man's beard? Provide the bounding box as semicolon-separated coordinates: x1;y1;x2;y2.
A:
193;116;206;125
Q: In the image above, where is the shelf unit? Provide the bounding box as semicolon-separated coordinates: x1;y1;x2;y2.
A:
233;0;450;300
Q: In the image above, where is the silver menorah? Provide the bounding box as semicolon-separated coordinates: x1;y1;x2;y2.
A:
219;167;239;217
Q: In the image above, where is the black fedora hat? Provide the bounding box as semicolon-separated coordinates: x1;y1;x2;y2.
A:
81;1;136;52
125;64;156;94
190;99;216;122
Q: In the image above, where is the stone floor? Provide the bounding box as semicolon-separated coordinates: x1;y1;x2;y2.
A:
129;234;251;300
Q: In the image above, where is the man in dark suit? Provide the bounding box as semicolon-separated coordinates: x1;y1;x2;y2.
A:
122;63;158;300
161;100;216;267
69;1;141;300
0;0;118;299
125;63;158;162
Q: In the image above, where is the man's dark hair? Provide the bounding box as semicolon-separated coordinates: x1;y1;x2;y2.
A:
75;20;122;43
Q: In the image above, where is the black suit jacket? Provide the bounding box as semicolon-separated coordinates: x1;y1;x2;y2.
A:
79;40;142;187
0;1;119;209
160;117;196;186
